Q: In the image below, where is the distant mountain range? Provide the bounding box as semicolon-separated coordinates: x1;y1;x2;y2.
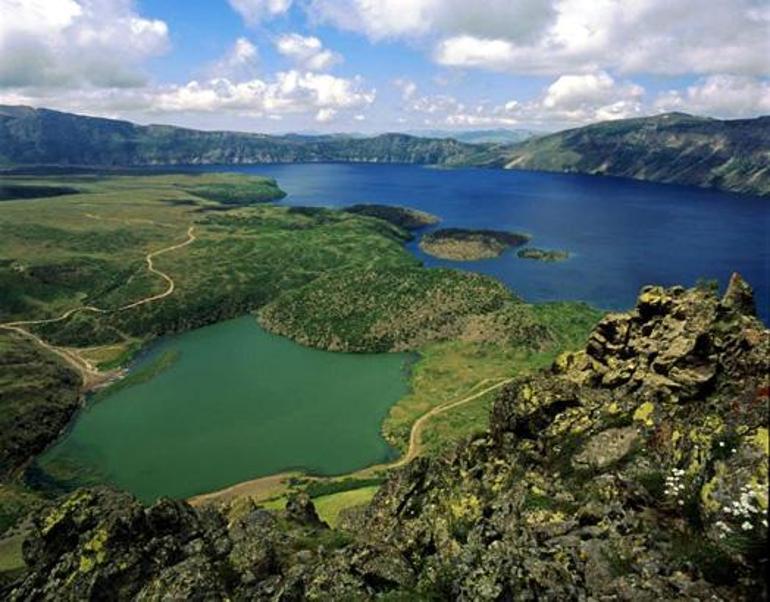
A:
0;105;479;167
470;112;769;197
406;128;540;144
1;105;768;196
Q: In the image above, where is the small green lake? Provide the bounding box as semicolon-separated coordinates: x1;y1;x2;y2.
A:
35;316;409;502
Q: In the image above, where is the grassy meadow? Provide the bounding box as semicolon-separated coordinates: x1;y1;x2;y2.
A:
0;170;604;536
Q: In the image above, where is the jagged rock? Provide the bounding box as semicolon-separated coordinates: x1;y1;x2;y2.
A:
7;278;768;600
285;493;327;528
721;272;757;316
573;427;640;470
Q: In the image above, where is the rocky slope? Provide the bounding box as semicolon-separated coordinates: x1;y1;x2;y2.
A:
6;275;768;600
0;105;478;167
469;113;770;197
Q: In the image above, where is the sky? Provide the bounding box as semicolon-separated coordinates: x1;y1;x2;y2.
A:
0;0;768;134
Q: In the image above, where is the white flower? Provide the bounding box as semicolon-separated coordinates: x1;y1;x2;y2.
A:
741;521;753;531
719;441;725;447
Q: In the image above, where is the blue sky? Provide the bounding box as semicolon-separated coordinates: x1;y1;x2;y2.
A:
0;0;768;133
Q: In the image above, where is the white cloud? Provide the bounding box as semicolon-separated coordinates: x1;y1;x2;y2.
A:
228;0;292;25
0;0;169;89
207;37;260;80
402;70;645;129
318;0;769;78
150;71;374;116
1;69;376;127
275;34;341;71
654;75;770;119
541;71;644;121
310;0;553;42
315;107;337;122
392;78;417;100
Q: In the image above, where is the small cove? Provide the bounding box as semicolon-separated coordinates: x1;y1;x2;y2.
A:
35;316;409;502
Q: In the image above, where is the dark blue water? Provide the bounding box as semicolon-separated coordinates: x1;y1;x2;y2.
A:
187;164;769;323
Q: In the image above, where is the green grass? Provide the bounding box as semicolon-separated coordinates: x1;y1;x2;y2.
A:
178;173;286;205
0;174;417;346
0;533;25;579
300;477;384;498
259;485;380;527
384;302;603;454
0;171;605;515
259;266;514;352
312;486;380;527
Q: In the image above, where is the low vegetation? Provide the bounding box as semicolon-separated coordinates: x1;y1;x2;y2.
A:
383;301;602;454
0;184;79;201
0;332;80;480
517;247;570;262
259;266;515;352
177;174;286;205
0;171;603;565
342;204;439;230
470;112;770;197
419;227;530;260
0;105;480;167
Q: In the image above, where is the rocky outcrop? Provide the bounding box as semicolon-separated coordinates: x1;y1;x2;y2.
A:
363;273;768;599
7;276;768;600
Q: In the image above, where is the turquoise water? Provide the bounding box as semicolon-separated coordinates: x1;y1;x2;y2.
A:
36;317;409;502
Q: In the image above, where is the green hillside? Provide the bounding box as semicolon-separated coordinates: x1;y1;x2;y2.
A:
468;112;770;196
0;105;479;167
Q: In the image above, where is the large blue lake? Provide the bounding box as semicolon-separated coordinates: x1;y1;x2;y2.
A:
188;164;769;323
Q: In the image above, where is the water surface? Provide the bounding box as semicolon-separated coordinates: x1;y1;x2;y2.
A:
37;317;408;502
186;163;769;323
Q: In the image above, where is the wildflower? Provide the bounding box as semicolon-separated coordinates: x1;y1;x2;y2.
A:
741;521;753;531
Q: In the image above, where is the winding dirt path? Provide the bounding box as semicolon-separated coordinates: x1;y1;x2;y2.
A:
116;225;196;311
0;225;196;387
386;376;514;469
189;376;514;506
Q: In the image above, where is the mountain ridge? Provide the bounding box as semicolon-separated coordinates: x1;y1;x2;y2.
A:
1;105;768;196
0;105;479;167
467;111;770;196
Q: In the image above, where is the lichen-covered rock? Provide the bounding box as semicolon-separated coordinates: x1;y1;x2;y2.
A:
357;274;768;599
6;276;768;600
285;493;327;528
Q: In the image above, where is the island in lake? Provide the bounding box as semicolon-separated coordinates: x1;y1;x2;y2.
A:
517;247;570;262
419;228;530;260
343;204;439;230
